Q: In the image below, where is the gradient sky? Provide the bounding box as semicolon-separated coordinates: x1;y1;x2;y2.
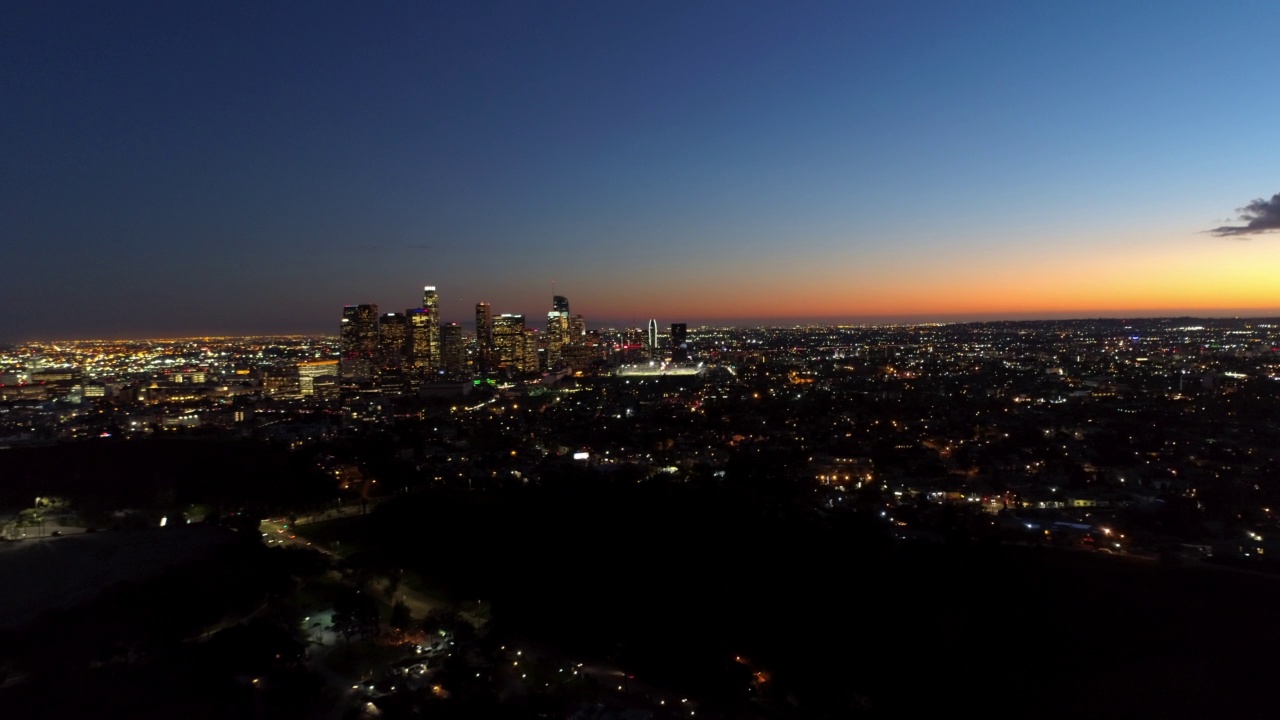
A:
4;1;1280;340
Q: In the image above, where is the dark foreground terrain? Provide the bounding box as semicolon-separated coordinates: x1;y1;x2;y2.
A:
317;479;1280;719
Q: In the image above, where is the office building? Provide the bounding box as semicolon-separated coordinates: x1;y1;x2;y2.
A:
378;312;408;368
441;322;465;377
671;323;688;362
408;309;433;372
546;294;570;367
340;304;378;380
562;340;604;372
421;286;441;371
298;359;340;397
569;314;586;342
493;314;525;371
475;301;493;372
523;330;542;373
340;304;379;356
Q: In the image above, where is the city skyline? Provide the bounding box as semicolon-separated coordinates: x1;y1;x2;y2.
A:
4;1;1280;342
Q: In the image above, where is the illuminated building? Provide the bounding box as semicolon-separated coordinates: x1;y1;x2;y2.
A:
546;294;570;367
421;286;441;371
475;302;493;372
523;330;542;373
298;359;339;396
671;323;688;362
441;322;465;377
262;367;300;397
378;312;408;368
492;314;525;371
569;314;586;342
562;341;604;372
0;384;46;402
340;304;378;380
297;359;338;379
408;309;433;372
340;304;379;355
648;318;659;358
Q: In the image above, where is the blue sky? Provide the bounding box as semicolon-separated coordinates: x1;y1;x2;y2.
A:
3;1;1279;339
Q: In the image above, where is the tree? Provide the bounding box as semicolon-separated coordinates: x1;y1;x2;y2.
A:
390;600;413;633
332;588;380;641
384;567;403;599
421;608;475;647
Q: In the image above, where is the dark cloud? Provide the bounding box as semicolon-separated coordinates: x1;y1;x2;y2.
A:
1210;192;1280;237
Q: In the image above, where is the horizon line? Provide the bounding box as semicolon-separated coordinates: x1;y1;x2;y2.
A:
6;310;1280;345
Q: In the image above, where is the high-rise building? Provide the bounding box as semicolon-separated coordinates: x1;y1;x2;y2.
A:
475;302;493;372
546;294;570;367
407;308;433;372
648;318;659;358
492;314;525;371
671;323;688;362
421;286;441;370
569;314;586;342
423;285;440;316
340;304;378;380
378;312;408;368
523;330;542;373
340;304;379;355
441;322;465;377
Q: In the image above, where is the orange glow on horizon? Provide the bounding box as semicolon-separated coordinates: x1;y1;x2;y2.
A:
575;232;1280;323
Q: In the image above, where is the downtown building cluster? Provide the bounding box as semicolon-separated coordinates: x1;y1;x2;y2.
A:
338;286;690;386
339;287;590;382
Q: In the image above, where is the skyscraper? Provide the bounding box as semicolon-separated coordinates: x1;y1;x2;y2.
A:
441;322;465;377
423;285;440;316
523;329;542;373
648;318;659;359
407;308;433;372
421;286;441;371
671;323;688;362
475;302;493;372
340;304;378;380
546;294;570;367
492;314;525;371
378;312;408;368
568;314;586;343
340;304;379;356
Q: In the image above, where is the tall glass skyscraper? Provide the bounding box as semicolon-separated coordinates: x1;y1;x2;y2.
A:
421;286;441;371
546;294;570;367
340;304;379;356
441;322;465;377
475;302;493;372
408;308;433;372
493;314;525;371
378;312;408;368
340;304;379;381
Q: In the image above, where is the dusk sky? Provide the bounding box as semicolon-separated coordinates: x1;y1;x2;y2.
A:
4;1;1280;340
